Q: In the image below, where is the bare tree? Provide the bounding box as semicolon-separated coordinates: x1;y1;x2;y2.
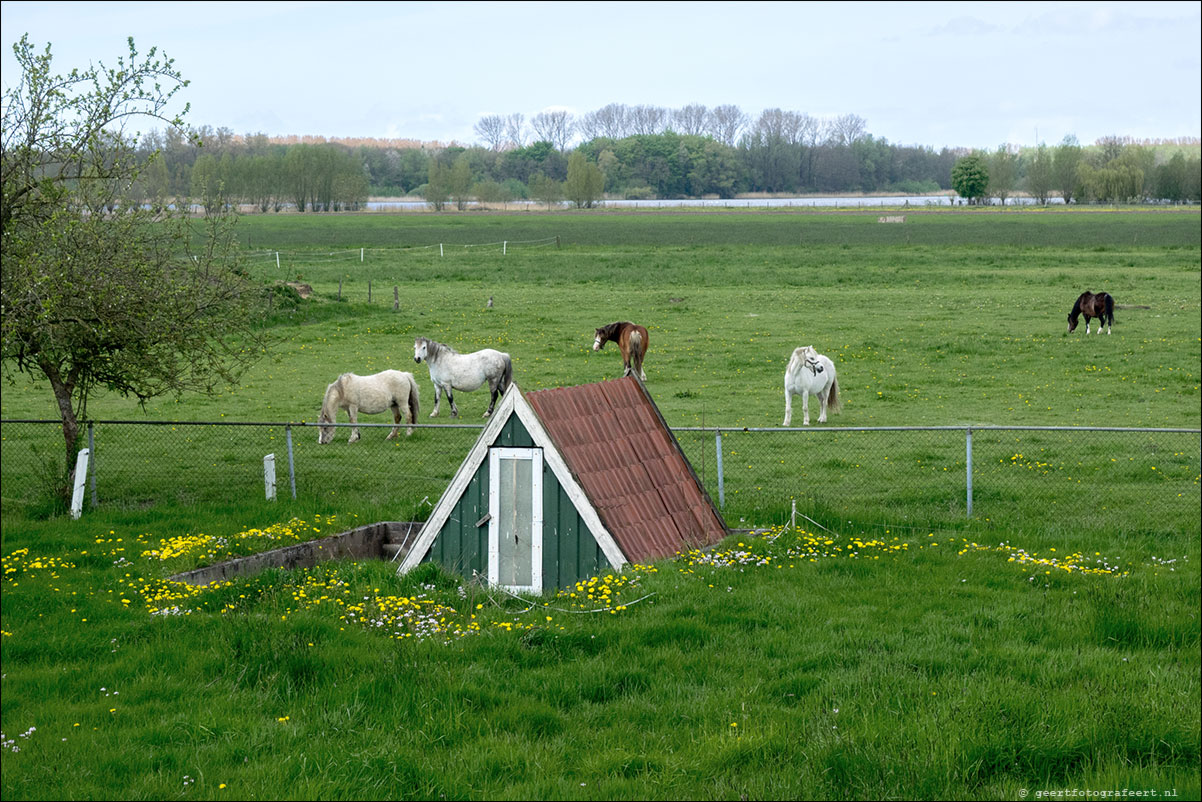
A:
474;114;507;151
629;105;668;136
505;113;527;148
579;103;630;140
706;104;749;146
825;113;868;146
672;104;709;136
750;109;810;145
531;110;575;151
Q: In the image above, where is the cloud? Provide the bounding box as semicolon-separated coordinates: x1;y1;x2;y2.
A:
926;16;1004;37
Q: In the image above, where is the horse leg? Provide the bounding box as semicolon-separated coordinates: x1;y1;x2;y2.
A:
818;389;829;424
348;408;361;443
802;392;811;426
387;403;400;440
430;384;441;417
447;389;459;418
484;386;498;417
783;385;793;426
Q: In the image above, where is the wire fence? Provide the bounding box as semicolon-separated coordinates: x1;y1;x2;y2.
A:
2;419;1198;534
246;236;561;268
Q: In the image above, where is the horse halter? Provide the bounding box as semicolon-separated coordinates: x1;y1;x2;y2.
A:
804;356;824;375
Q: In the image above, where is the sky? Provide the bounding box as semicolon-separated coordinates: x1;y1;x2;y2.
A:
2;1;1199;151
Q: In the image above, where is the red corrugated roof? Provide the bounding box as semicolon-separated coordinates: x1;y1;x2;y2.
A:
526;377;727;563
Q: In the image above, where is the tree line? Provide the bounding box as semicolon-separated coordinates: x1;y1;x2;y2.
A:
123;102;1199;211
951;136;1201;206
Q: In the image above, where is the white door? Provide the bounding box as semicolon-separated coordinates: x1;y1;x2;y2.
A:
488;448;543;593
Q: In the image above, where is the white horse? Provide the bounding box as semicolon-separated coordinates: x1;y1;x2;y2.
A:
318;370;420;444
413;336;513;418
783;346;841;426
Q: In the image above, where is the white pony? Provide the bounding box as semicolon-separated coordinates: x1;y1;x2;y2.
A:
413;336;513;418
783;346;841;426
318;370;420;444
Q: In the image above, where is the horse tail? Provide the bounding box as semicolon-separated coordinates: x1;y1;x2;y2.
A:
629;328;643;353
827;373;841;414
500;354;513;394
407;375;420;423
1104;292;1115;325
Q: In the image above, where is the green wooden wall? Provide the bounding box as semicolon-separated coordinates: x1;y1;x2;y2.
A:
423;415;613;590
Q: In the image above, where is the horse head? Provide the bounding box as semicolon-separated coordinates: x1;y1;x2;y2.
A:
593;328;607;351
414;337;428;364
1067;312;1078;333
317;408;335;444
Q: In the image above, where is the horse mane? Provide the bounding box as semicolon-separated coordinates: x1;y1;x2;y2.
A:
320;375;349;421
421;338;457;359
1070;293;1086;318
597;321;627;339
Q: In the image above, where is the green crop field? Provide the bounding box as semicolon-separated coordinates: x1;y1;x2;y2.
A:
2;208;1199;800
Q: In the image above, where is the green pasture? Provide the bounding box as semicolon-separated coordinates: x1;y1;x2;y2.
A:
2;209;1199;799
3;208;1199;531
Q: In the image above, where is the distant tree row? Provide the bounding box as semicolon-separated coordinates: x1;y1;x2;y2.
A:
129;106;1200;211
952;136;1201;205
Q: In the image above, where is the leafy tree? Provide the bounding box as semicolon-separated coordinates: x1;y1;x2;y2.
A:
472;179;512;208
449;154;473;210
1024;143;1054;204
565;150;604;208
424;159;450;210
951;153;990;204
1053;135;1083;204
988;145;1019;205
951;154;990;204
528;172;563;209
1;36;268;492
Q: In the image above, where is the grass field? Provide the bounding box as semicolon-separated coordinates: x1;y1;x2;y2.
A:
1;208;1199;800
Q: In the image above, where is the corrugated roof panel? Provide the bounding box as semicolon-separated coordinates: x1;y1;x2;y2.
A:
527;377;727;564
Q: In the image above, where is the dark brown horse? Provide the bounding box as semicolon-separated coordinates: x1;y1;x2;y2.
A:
1068;291;1115;335
593;321;649;380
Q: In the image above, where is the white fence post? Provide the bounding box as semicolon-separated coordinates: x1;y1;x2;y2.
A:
70;449;90;519
264;453;277;501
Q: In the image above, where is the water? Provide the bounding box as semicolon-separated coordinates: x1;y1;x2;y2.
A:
364;195;1064;211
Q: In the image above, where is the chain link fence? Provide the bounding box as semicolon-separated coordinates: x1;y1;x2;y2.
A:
3;419;1198;534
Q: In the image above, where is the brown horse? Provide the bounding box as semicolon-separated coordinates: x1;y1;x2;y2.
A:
593;321;649;380
1068;291;1115;335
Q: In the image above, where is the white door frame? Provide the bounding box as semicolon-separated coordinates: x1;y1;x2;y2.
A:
488;447;543;593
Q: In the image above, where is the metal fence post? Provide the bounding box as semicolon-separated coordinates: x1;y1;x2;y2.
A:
715;429;725;509
966;426;973;518
87;421;98;508
285;424;297;500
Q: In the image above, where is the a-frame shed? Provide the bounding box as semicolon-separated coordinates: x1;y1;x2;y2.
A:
398;377;727;592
